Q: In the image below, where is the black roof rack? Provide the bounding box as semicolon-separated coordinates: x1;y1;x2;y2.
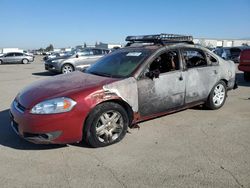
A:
126;34;194;46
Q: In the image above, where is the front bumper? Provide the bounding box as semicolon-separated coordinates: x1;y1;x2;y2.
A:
29;57;35;62
9;100;84;144
44;62;61;73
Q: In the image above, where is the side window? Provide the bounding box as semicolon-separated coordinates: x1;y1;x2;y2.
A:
93;49;102;55
149;50;179;74
5;53;14;57
182;49;207;68
14;53;23;56
80;49;90;56
206;53;218;65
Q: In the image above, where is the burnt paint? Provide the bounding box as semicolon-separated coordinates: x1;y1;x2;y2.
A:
103;77;138;112
137;71;185;116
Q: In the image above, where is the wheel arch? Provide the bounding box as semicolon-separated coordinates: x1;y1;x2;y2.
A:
82;99;134;138
84;99;134;127
82;99;133;144
220;79;228;87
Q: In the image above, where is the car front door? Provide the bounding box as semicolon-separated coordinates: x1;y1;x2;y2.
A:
137;49;186;116
181;48;220;104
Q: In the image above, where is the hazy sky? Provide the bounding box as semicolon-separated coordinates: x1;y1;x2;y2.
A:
0;0;249;49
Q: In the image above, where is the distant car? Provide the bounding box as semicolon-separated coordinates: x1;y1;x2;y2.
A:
213;47;250;63
10;34;237;147
0;52;34;64
43;52;60;61
238;49;250;81
23;51;34;57
213;47;231;60
45;48;110;74
43;51;75;61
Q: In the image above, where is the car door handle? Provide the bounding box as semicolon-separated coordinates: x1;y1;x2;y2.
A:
214;70;218;74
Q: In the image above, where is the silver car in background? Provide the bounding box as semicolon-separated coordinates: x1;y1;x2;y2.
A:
44;48;110;74
0;52;34;64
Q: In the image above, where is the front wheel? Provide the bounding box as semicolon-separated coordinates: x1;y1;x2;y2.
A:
22;59;29;64
62;64;74;74
84;102;129;148
206;81;227;110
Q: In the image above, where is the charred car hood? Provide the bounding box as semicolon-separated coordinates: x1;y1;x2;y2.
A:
17;71;117;109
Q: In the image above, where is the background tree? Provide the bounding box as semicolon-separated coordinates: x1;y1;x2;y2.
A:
45;44;54;51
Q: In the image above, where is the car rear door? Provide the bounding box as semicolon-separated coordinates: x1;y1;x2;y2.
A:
137;49;186;116
14;53;23;63
181;48;220;104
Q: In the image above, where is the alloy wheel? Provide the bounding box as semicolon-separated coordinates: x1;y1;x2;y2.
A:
62;64;73;74
212;83;225;107
95;110;124;143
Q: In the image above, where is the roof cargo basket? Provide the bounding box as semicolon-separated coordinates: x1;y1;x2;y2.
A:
126;34;194;45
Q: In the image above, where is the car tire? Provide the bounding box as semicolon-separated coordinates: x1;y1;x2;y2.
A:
22;59;29;64
243;72;250;82
205;81;227;110
0;60;2;64
84;102;129;148
61;64;74;74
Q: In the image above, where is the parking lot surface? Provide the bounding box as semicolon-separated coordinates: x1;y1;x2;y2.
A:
0;56;250;188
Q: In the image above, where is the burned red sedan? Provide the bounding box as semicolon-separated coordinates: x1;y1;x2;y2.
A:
10;34;237;147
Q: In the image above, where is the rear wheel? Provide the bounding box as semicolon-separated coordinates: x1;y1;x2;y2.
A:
62;64;74;74
206;81;227;110
243;72;250;82
84;102;129;148
22;59;29;64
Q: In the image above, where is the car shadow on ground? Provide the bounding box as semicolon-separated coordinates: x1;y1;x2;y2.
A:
0;109;67;150
236;72;250;87
32;71;57;76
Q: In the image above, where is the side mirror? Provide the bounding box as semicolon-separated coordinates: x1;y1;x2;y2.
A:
145;70;160;80
76;54;79;58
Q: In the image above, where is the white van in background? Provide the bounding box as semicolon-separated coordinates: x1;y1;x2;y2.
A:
0;48;23;54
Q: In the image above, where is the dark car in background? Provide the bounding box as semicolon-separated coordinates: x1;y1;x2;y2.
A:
213;46;250;63
43;51;75;61
45;48;110;74
0;52;34;64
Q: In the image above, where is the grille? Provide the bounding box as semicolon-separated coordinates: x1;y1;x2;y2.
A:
17;102;26;111
14;100;26;113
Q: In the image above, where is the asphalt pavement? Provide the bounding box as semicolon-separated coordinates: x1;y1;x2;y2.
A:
0;56;249;188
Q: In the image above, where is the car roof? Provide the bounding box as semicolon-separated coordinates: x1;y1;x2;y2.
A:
123;43;211;53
